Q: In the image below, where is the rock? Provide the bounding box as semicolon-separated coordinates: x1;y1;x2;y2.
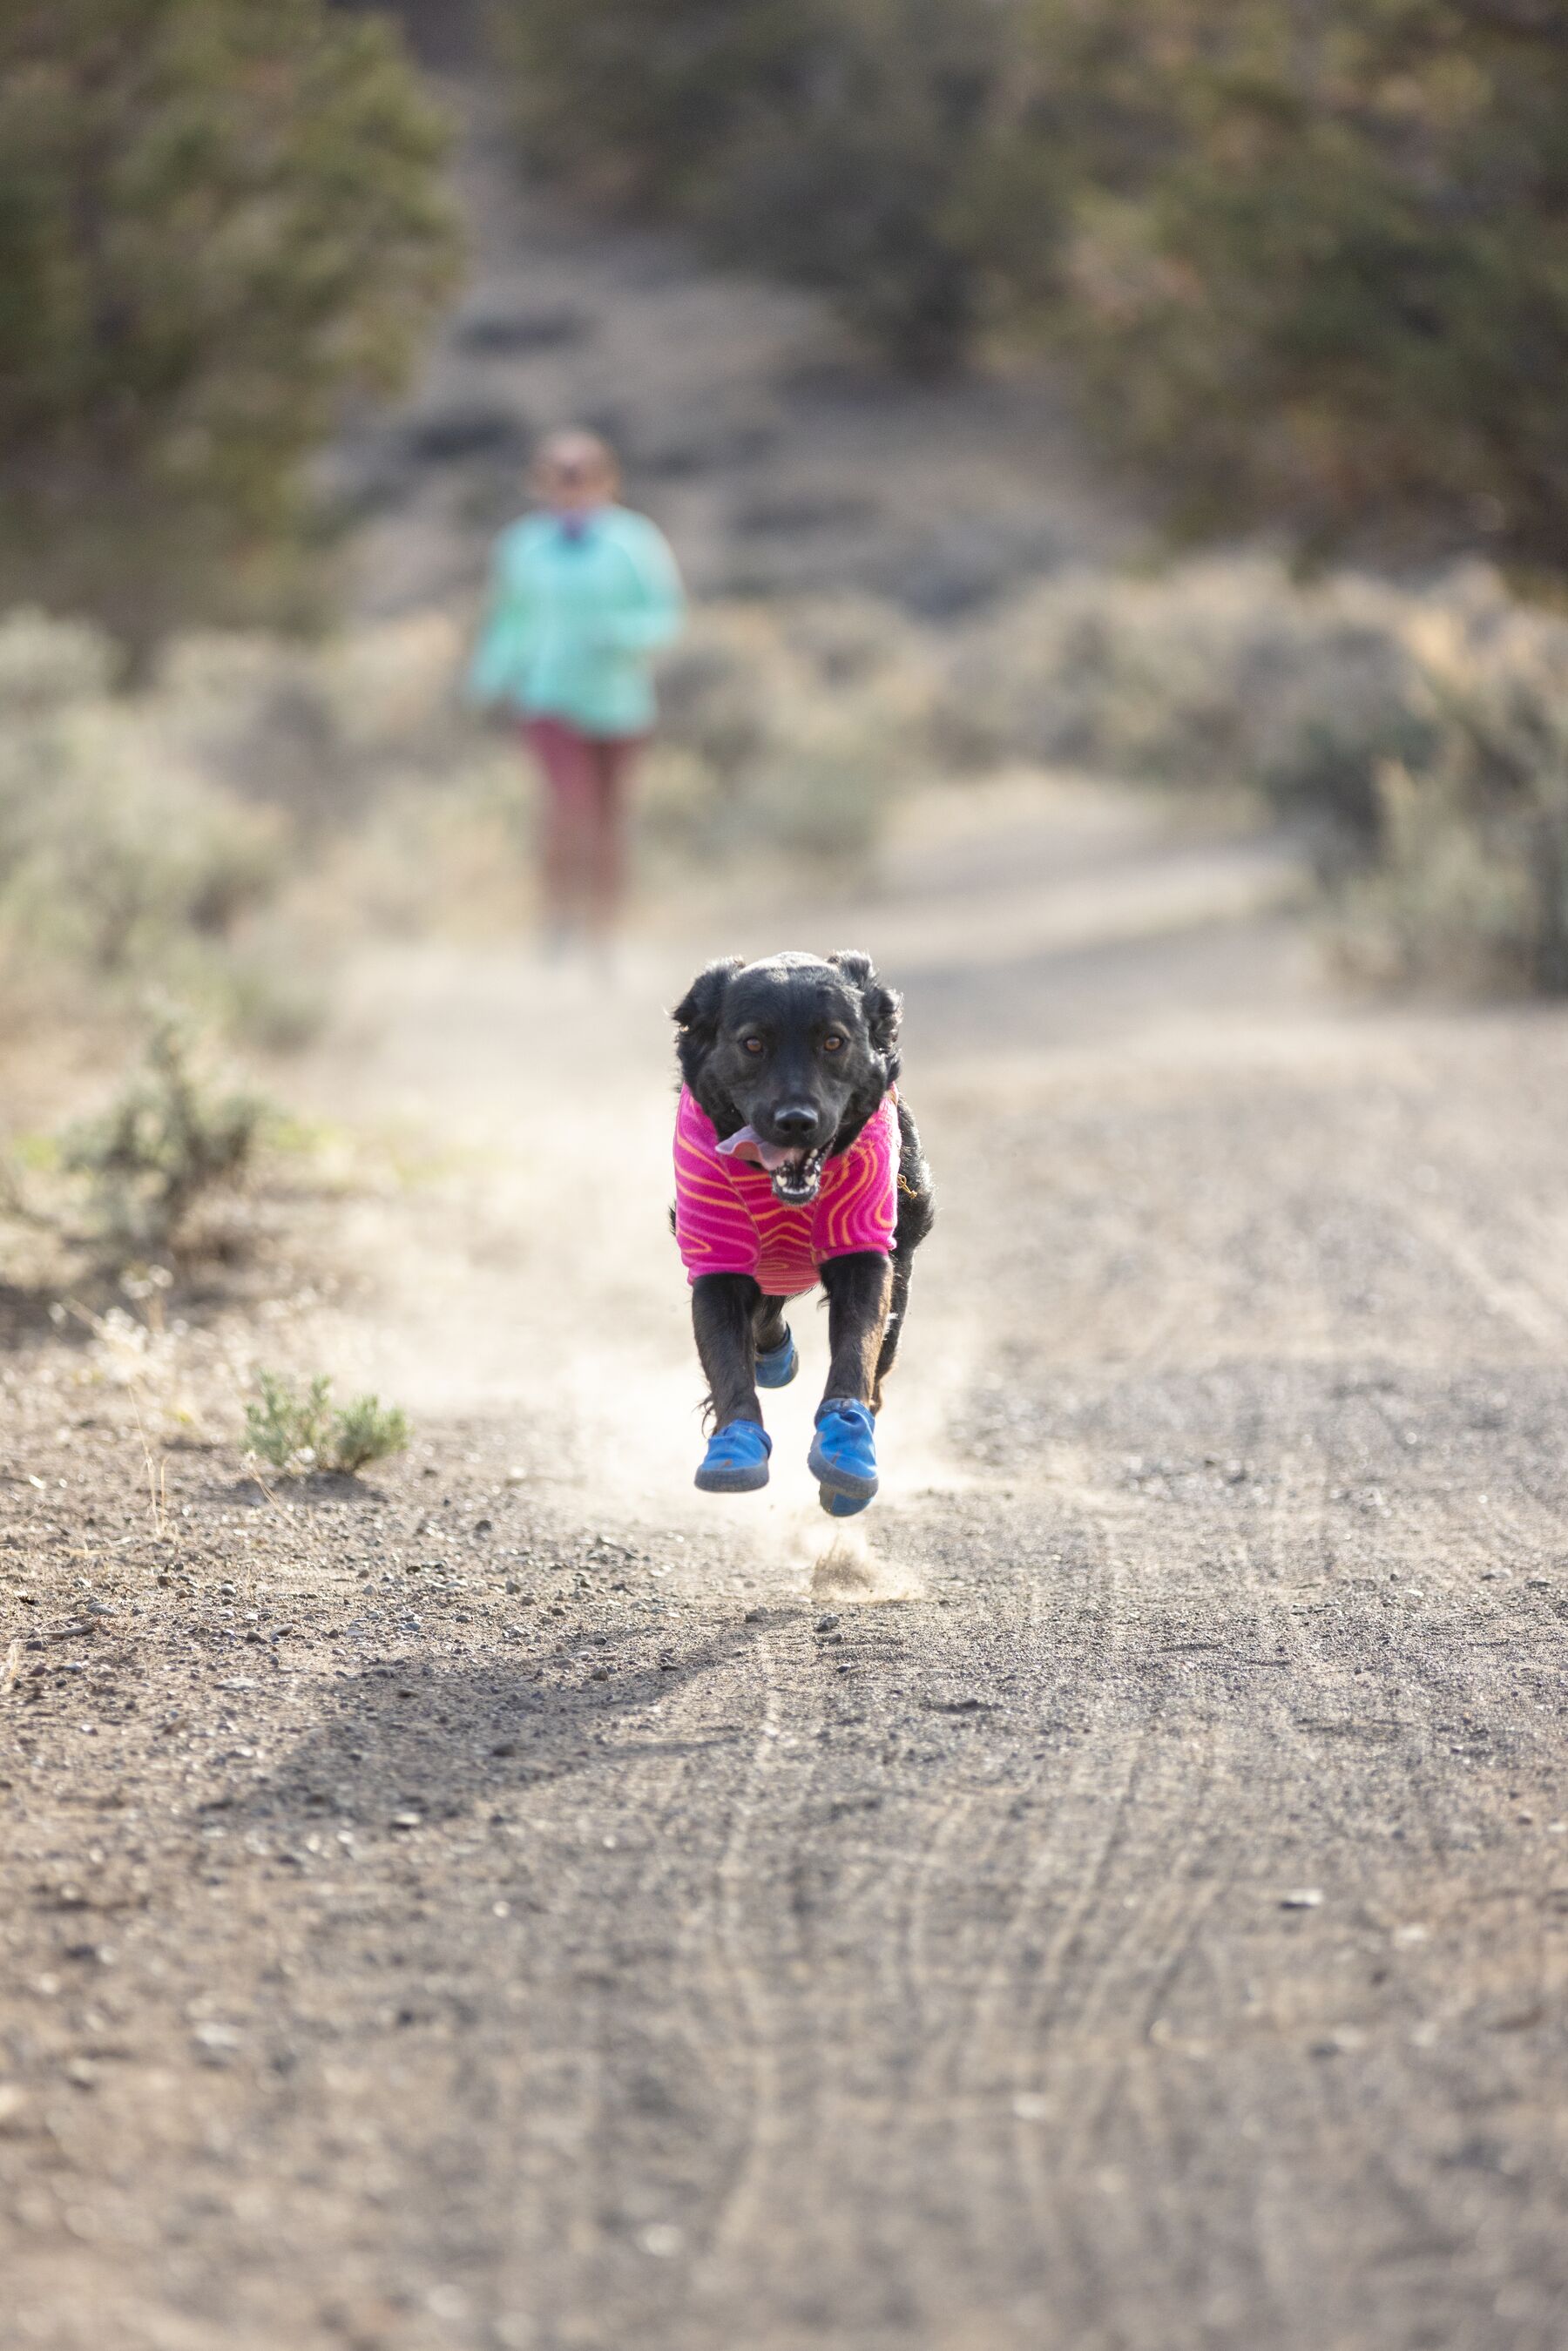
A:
192;2022;242;2055
454;305;592;356
404;402;527;464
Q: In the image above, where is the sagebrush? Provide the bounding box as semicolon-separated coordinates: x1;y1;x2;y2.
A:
244;1370;409;1476
6;557;1568;1010
60;1021;269;1257
944;555;1568;994
0;605;486;1042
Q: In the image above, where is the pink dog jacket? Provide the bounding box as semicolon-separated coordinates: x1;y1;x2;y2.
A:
673;1085;898;1295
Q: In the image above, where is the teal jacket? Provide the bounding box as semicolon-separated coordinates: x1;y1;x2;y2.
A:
467;505;686;736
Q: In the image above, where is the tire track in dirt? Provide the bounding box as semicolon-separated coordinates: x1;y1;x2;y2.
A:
685;1632;810;2289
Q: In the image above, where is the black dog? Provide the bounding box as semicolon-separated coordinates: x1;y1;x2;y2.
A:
672;949;934;1510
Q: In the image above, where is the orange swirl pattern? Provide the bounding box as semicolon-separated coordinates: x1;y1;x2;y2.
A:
673;1087;897;1297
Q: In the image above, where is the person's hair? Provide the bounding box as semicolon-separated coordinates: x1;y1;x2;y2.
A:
529;428;619;500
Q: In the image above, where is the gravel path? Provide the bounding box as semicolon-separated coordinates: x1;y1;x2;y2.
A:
4;785;1568;2351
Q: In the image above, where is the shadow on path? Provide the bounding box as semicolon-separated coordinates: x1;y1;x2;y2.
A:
252;1620;770;1834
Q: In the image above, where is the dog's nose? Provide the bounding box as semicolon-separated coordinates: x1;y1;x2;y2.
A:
772;1104;818;1140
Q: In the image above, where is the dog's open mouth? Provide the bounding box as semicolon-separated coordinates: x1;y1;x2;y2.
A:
769;1149;824;1206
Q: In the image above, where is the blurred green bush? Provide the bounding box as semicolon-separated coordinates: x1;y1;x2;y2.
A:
1049;0;1568;567
945;555;1568;993
943;558;1439;858
491;0;1053;373
0;610;289;1031
59;1017;269;1258
493;0;1568;563
0;0;460;642
0;604;494;1044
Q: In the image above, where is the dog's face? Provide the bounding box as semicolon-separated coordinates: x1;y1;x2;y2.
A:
673;949;902;1206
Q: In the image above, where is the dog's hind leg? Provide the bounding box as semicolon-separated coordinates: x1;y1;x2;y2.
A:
872;1250;915;1412
753;1292;798;1389
753;1293;790;1355
872;1107;935;1411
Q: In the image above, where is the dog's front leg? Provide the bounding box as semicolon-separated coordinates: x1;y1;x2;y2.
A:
692;1272;764;1427
819;1251;894;1410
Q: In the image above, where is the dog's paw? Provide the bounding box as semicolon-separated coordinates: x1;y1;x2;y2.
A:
694;1419;772;1494
808;1399;878;1504
754;1328;798;1389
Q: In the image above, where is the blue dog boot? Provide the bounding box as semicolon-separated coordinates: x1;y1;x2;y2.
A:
754;1327;798;1389
694;1418;772;1494
808;1398;878;1510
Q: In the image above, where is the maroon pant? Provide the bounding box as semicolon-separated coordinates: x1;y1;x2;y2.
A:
522;716;645;932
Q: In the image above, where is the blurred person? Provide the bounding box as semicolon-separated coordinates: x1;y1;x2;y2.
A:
468;429;685;955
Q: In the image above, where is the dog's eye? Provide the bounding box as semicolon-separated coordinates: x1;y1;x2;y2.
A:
742;1037;765;1056
822;1034;845;1053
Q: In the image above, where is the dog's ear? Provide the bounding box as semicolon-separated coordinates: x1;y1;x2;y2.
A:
829;949;902;1059
672;957;742;1051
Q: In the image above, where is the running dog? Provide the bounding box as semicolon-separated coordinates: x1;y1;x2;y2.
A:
671;949;935;1515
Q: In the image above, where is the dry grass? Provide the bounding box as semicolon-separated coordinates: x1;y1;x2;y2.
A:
3;557;1567;1023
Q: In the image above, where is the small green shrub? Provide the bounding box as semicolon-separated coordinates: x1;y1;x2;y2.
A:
60;1020;268;1255
328;1389;413;1475
243;1369;409;1476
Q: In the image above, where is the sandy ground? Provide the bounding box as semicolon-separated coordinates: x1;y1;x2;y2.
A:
4;780;1568;2351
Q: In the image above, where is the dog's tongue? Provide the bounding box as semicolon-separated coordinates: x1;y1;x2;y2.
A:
715;1125;801;1173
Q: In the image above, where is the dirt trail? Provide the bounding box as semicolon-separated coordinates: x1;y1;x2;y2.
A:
6;784;1568;2351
